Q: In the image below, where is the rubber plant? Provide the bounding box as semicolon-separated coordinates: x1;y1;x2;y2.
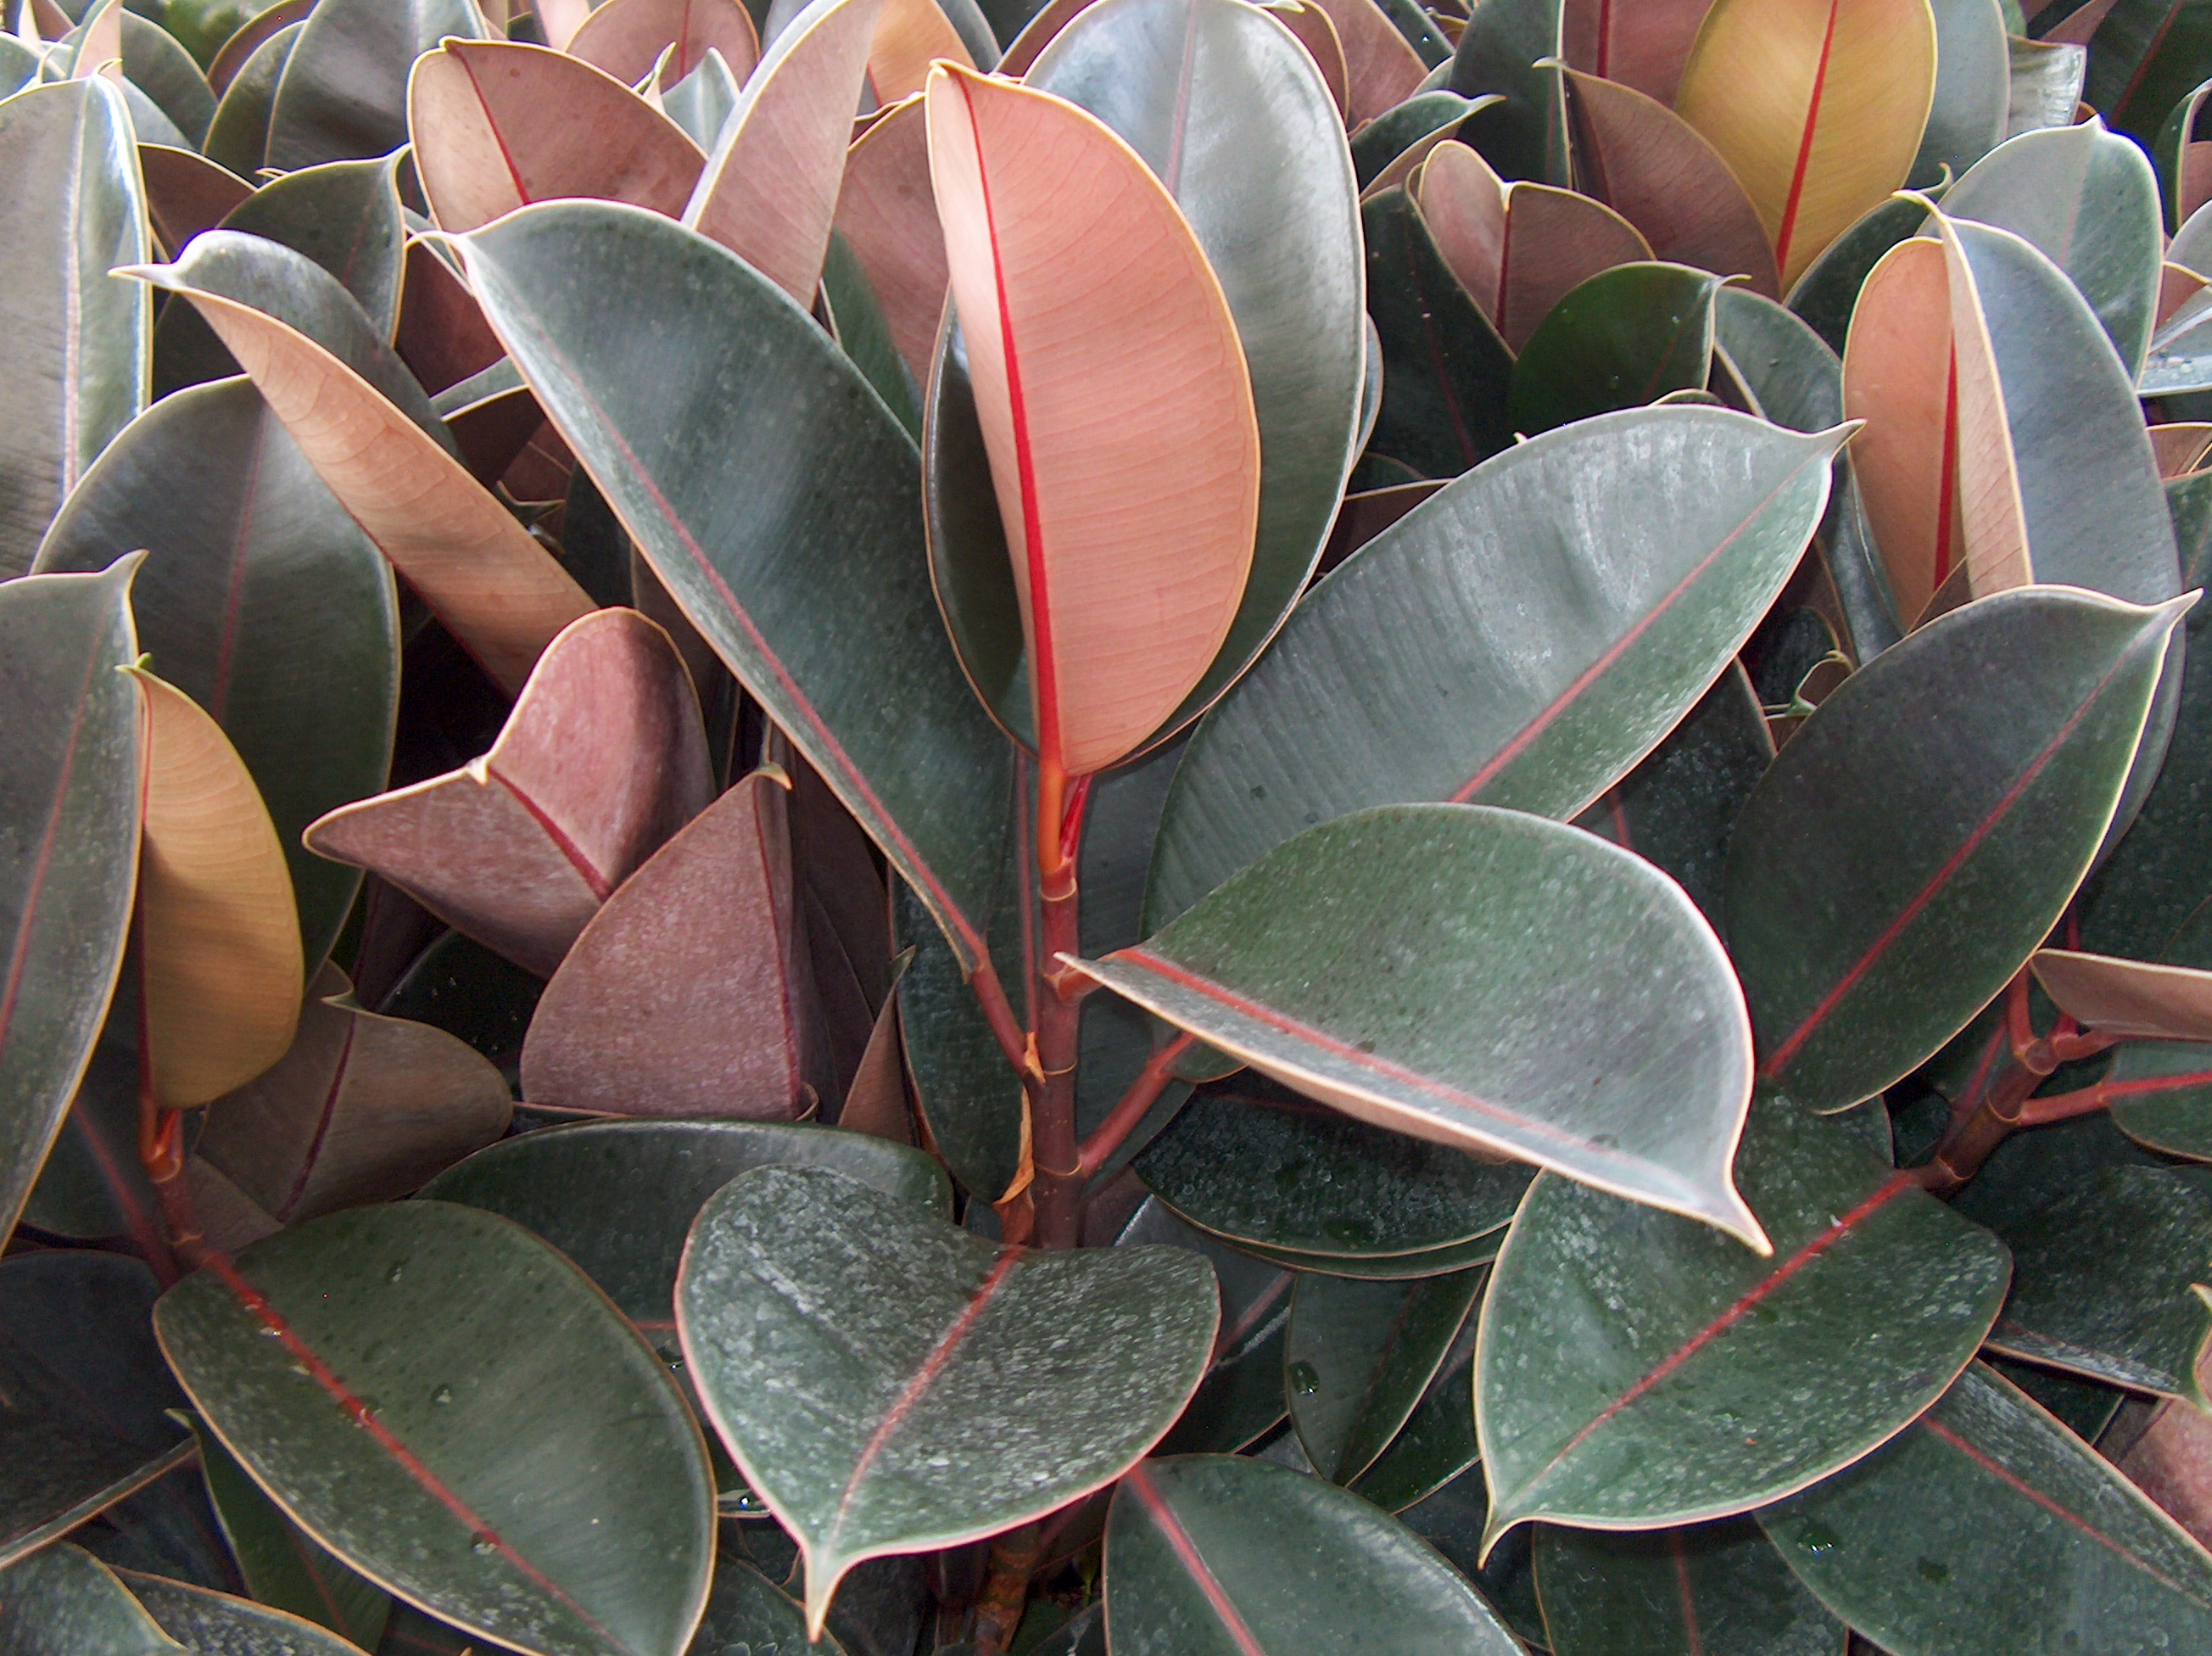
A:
14;0;2212;1650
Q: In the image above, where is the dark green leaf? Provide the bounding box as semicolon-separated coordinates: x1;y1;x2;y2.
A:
1726;585;2187;1111
2086;0;2212;143
455;201;1011;977
1508;261;1723;434
1477;1094;2009;1545
818;228;920;443
1105;1455;1522;1654
264;0;485;170
1910;0;2010;188
0;563;143;1250
0;78;148;580
18;968;158;1248
154;1202;716;1656
1347;1307;1479;1513
0;1544;182;1656
1991;1355;2130;1442
1360;186;1514;478
1147;406;1839;931
1445;0;1566;184
0;1252;191;1569
1784;195;1926;357
35;378;398;977
676;1166;1216;1632
1135;1078;1533;1260
1229;1231;1506;1278
1761;1362;2212;1654
1533;1518;1845;1656
891;877;1024;1204
1288;1267;1483;1484
1349;91;1481;188
1104;805;1767;1243
420;1118;952;1328
121;12;215;147
683;1558;845;1656
122;1569;374;1656
200;20;299;178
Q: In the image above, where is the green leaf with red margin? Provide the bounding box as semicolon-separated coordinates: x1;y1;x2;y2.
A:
153;1201;716;1656
0;1545;183;1655
118;1570;372;1656
1725;585;2188;1111
1103;1454;1522;1655
2085;0;2212;145
1532;1518;1845;1656
452;199;1013;978
264;0;485;171
0;1252;193;1571
1476;1093;2008;1552
1145;406;1839;933
1347;1305;1481;1513
675;1166;1216;1636
1287;1267;1483;1485
0;562;143;1253
1760;1362;2212;1653
1506;261;1724;435
1103;805;1768;1246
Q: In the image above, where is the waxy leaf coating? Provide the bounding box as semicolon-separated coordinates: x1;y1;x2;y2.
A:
676;1166;1217;1635
1477;1094;2008;1551
1103;804;1766;1245
1727;585;2188;1110
154;1202;716;1656
1286;1267;1483;1484
0;1545;182;1656
1533;1517;1845;1656
1147;406;1840;930
123;1571;373;1656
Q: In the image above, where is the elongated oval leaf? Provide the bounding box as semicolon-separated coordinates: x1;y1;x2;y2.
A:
305;607;712;980
924;64;1259;777
0;78;147;580
0;563;142;1250
676;1165;1217;1634
1675;0;1936;287
34;378;399;979
409;40;706;233
264;0;485;171
1507;260;1723;434
1492;179;1656;354
123;1571;371;1656
1288;1267;1483;1484
1911;0;2009;187
136;144;251;258
1760;1362;2212;1654
1477;1094;2008;1548
455;200;1013;974
1727;585;2188;1110
154;1202;717;1656
684;0;885;305
0;1546;182;1656
833;94;942;385
202;19;300;177
1445;0;1567;185
2032;945;2212;1038
423;1118;950;1328
132;668;303;1110
567;0;762;85
1147;406;1839;928
1106;1454;1522;1655
1533;1518;1845;1656
1096;803;1768;1245
1559;0;1710;105
127;232;595;697
1310;0;1427;124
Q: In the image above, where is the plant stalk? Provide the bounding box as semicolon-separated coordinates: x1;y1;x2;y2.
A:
1030;761;1089;1250
970;1523;1042;1654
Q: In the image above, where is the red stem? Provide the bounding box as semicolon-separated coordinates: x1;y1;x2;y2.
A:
1077;1033;1196;1181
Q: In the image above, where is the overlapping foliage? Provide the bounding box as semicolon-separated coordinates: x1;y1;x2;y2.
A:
8;0;2212;1651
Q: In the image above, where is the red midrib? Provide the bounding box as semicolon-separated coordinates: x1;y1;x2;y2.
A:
196;1250;624;1643
1670;1531;1706;1656
958;75;1064;778
1771;0;1841;279
826;1248;1024;1550
486;765;615;902
276;1015;357;1222
1594;0;1612;79
1761;648;2139;1079
1932;347;1960;592
1122;1464;1268;1656
457;53;533;210
747;779;804;1107
1519;1173;1915;1493
209;434;267;724
2118;2;2189;119
2103;1068;2212;1100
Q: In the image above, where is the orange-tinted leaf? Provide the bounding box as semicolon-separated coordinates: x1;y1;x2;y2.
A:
684;0;887;304
2030;947;2212;1042
1675;0;1936;286
2162;260;2209;327
522;769;813;1120
2152;421;2212;477
1562;68;1779;296
131;669;302;1111
538;0;593;48
567;0;761;86
1265;0;1350;121
868;0;973;107
833;92;945;383
304;609;714;979
925;64;1260;776
195;961;511;1224
137;144;250;259
1561;0;1712;105
1309;0;1427;126
408;39;706;233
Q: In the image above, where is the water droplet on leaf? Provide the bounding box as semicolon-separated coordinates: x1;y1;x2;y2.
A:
431;1385;453;1406
1289;1361;1321;1396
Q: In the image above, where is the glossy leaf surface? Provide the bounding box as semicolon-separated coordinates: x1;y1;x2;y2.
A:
265;0;486;171
1477;1094;2008;1547
1309;0;1427;124
2031;945;2212;1038
154;1202;716;1656
123;1572;371;1656
423;1119;950;1327
0;565;142;1249
455;200;1013;975
677;1166;1216;1632
1444;0;1565;184
834;93;942;385
1675;0;1936;286
0;78;147;580
1533;1518;1846;1656
1911;0;2010;187
1507;260;1723;434
201;19;300;176
1287;1267;1483;1484
1148;406;1838;926
1105;1454;1522;1654
305;607;712;980
567;0;762;84
1761;1362;2212;1655
35;378;398;980
1347;1309;1480;1512
1726;585;2187;1110
1100;804;1767;1244
0;1545;182;1656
